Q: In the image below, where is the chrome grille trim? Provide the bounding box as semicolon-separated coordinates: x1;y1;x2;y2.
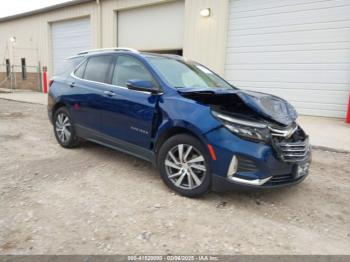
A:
229;176;272;186
279;141;307;147
281;148;305;152
269;123;298;138
269;123;310;163
267;173;297;185
276;139;310;162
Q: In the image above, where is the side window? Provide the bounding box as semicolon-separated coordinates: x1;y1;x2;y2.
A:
83;55;114;84
112;55;154;87
55;56;84;78
74;60;87;79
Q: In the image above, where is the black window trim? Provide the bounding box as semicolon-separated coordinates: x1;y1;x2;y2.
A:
73;58;88;79
71;53;163;95
113;53;161;91
80;54;114;84
71;55;125;90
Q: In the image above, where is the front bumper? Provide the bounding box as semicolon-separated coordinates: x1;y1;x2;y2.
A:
212;170;309;192
204;127;311;192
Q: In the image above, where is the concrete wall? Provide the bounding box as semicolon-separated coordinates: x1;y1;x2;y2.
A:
0;0;229;83
0;72;40;91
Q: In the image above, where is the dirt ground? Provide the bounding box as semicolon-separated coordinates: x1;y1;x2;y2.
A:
0;99;349;255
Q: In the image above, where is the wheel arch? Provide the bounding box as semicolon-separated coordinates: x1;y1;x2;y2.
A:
154;125;208;156
52;101;67;119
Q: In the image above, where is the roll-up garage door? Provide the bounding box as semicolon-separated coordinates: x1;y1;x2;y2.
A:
51;17;91;73
225;0;350;118
117;1;184;51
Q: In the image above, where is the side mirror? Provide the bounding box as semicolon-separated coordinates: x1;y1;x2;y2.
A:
126;80;161;94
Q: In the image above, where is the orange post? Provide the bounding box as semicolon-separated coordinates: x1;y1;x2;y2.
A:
346;94;350;124
43;66;48;94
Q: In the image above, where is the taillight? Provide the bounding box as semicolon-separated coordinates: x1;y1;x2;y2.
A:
49;79;54;87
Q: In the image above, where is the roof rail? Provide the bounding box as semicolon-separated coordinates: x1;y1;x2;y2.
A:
77;47;139;55
160;54;184;60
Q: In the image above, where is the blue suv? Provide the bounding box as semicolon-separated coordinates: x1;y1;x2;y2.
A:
48;48;311;197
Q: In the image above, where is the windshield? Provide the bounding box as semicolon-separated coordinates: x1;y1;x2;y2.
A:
146;56;234;89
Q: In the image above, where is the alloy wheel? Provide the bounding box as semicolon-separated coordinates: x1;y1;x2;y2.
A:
165;144;207;190
55;112;72;144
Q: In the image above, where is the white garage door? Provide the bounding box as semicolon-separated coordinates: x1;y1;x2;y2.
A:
117;1;184;51
225;0;350;118
51;17;91;73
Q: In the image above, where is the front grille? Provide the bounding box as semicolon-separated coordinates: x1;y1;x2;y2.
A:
237;156;258;172
267;173;298;185
277;140;310;162
270;123;310;163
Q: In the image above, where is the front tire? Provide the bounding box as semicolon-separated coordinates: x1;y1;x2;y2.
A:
53;107;79;148
157;134;211;197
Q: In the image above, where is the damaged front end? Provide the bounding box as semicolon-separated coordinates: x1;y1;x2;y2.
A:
178;87;311;164
269;123;310;163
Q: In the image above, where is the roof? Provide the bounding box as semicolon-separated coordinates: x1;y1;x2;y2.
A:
68;48;184;60
0;0;94;23
77;47;140;55
142;53;185;61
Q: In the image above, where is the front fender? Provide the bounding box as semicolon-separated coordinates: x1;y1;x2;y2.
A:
153;95;221;148
154;118;208;145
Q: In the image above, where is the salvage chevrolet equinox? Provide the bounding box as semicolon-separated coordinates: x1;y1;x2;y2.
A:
48;48;311;197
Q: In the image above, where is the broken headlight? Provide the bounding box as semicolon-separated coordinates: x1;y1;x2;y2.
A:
212;111;271;143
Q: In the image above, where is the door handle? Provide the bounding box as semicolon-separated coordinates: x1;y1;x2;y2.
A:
70;82;75;88
103;90;115;96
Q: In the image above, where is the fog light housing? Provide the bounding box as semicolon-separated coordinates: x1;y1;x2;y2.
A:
227;155;238;178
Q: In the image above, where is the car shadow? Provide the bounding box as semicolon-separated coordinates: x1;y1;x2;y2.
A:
77;140;309;204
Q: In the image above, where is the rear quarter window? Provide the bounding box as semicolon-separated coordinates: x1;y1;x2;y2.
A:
74;60;87;79
54;56;84;78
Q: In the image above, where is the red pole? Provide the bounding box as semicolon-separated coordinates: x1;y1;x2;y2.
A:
346;94;350;124
43;66;48;94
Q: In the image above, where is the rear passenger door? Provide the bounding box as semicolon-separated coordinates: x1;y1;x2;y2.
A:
70;54;114;133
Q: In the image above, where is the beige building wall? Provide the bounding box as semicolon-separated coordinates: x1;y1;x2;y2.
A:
100;0;175;48
0;0;229;80
183;0;229;75
0;1;97;77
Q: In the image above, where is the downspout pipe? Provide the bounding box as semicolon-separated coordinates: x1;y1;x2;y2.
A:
96;0;102;48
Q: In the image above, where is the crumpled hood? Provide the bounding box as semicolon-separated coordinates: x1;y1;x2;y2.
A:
178;87;298;126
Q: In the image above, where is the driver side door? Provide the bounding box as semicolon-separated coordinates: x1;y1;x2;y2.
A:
99;54;160;149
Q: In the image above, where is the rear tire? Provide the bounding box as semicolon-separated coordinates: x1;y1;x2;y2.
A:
157;134;211;197
53;107;79;148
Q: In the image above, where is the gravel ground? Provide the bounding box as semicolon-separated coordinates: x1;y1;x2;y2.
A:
0;99;349;255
